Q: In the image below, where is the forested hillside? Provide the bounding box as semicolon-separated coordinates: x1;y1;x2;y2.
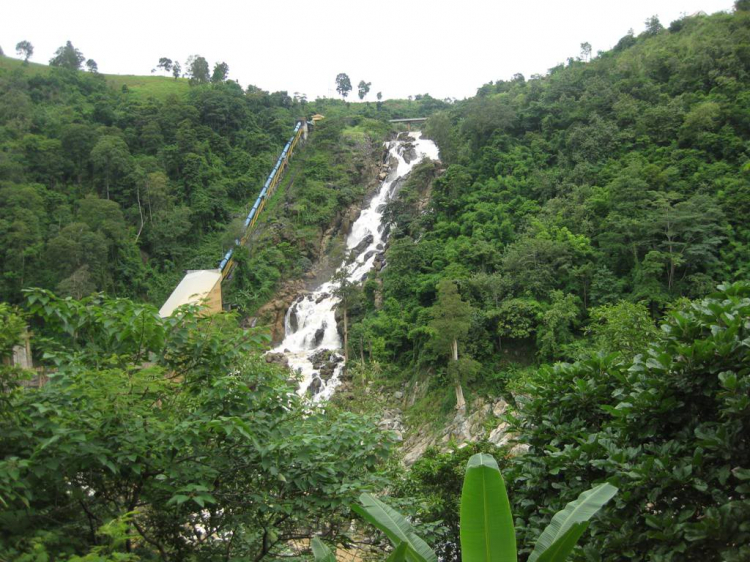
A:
0;49;445;307
340;8;750;561
349;8;750;396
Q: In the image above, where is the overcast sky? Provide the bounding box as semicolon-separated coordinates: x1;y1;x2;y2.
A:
1;0;735;100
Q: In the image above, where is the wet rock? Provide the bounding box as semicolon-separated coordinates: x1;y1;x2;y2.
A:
307;377;322;396
350;233;374;258
265;352;289;369
308;349;344;382
313;325;326;347
401;143;417;164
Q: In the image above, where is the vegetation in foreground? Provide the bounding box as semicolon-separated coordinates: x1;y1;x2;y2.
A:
0;292;390;560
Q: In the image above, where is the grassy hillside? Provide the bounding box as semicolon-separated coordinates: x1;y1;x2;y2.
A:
0;54;189;100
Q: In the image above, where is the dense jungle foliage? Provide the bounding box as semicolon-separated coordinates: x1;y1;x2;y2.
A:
0;293;391;560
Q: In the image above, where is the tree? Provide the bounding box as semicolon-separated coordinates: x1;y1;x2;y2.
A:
85;58;98;73
155;56;172;74
49;40;85;70
507;282;750;560
332;268;360;365
536;291;581;360
15;41;33;64
580;42;592;62
89;135;133;200
185;55;210;85
211;61;229;83
428;280;473;411
335;73;352;99
644;15;664;36
357;80;371;100
172;61;181;79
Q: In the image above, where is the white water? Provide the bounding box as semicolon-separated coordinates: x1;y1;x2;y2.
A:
273;132;439;400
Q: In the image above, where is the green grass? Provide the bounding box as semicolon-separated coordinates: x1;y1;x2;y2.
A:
105;73;189;100
0;54;189;101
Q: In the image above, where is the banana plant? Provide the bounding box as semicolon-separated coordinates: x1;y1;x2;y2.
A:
311;453;617;562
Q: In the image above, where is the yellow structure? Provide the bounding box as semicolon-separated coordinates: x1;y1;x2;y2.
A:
159;269;223;317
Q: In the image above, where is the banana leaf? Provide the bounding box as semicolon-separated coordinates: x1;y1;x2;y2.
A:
459;453;517;562
352;493;437;562
528;483;618;562
311;537;336;562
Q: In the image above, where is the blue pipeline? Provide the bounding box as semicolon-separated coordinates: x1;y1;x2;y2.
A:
219;247;234;270
220;122;304;274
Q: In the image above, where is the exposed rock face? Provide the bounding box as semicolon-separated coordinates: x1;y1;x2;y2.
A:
255;280;307;344
401;397;513;466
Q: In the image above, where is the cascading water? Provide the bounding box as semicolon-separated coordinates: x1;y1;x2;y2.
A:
273;131;439;400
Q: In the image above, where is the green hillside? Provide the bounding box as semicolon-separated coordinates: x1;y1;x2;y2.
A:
0;54;189;100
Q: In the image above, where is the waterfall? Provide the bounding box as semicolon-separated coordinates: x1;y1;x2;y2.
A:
273;132;440;400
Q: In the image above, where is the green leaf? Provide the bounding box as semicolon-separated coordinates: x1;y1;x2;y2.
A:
311;537;336;562
459;453;516;562
535;522;589;562
528;483;618;562
386;542;409;562
352;493;437;562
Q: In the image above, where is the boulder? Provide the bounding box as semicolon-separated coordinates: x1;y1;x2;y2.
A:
307;377;322;396
313;325;326;347
350;233;374;258
265;352;289;369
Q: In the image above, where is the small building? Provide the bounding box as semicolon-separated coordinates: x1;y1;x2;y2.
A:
159;269;223;318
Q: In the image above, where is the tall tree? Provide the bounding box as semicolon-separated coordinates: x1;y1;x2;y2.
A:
332;269;360;365
428;280;473;411
90;136;133;200
335;73;352;99
357;80;371;100
49;41;85;70
155;57;173;74
580;42;592;61
185;55;210;85
211;61;229;83
15;40;33;64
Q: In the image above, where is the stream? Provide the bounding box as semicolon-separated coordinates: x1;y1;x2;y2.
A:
272;131;439;400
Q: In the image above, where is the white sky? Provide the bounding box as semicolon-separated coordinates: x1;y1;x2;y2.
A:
1;0;734;100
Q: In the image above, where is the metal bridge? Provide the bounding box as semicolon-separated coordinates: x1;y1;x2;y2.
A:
388;117;427;130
